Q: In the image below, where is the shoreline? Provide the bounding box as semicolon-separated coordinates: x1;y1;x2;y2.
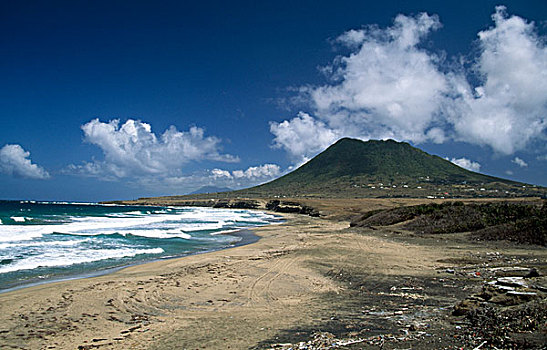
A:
0;227;264;295
1;199;544;349
0;213;345;349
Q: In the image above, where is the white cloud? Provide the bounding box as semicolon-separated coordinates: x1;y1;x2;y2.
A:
512;157;528;167
135;163;282;194
0;144;50;179
448;6;547;154
336;29;366;47
70;119;238;179
232;164;281;179
211;164;281;181
211;168;232;179
271;7;547;160
448;157;482;172
307;12;448;144
270;112;339;161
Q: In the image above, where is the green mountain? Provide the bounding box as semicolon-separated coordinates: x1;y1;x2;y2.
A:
231;138;542;198
260;138;501;186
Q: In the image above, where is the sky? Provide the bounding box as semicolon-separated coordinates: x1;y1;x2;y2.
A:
1;0;546;201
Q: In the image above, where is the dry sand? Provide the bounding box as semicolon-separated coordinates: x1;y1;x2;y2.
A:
1;202;545;349
0;212;443;350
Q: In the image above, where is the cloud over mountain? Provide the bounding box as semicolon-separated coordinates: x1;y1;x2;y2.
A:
512;157;528;168
0;144;50;179
270;112;339;159
448;157;481;172
271;6;547;162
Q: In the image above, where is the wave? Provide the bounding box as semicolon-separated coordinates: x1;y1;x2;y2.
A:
124;230;192;239
0;208;277;243
0;239;91;249
61;229;193;240
10;216;27;223
31;201;98;206
0;247;164;274
0;205;279;284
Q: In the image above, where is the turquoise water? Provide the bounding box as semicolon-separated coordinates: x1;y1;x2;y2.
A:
0;200;279;291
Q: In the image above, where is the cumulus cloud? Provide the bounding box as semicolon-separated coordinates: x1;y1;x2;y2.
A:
70;119;238;179
335;29;366;47
211;163;281;180
512;157;528;167
204;163;282;191
140;164;282;193
448;6;547;154
271;7;547;160
447;157;481;172
270;11;449;160
270;112;339;160
211;168;232;179
0;144;50;179
233;164;281;179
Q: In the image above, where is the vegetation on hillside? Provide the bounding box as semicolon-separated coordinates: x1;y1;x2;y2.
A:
225;138;544;199
350;201;546;246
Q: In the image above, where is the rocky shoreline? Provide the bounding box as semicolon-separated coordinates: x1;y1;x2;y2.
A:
104;197;320;216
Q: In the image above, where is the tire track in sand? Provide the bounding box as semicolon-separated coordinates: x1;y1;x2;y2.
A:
246;254;297;308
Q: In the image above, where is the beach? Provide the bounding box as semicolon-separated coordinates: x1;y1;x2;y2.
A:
1;200;545;349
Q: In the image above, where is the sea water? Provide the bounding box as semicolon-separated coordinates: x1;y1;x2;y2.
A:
0;200;279;291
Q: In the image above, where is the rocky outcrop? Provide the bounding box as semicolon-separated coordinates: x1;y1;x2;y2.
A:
212;200;260;209
266;200;320;217
104;198;322;217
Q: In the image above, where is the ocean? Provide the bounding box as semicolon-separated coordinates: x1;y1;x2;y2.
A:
0;200;279;291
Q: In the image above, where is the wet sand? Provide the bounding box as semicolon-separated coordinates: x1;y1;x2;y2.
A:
0;207;545;349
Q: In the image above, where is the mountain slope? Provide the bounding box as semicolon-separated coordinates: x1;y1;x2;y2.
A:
231;138;539;198
273;138;497;183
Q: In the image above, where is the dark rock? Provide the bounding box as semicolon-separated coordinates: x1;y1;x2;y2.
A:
526;268;540;278
266;200;320;217
494;267;533;277
453;299;480;316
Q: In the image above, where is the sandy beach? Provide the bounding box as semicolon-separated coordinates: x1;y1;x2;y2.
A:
1;201;545;349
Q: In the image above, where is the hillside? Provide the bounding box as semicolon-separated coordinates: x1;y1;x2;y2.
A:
230;138;542;198
121;138;544;201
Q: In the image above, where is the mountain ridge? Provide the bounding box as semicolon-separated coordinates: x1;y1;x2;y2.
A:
228;138;541;198
120;138;544;201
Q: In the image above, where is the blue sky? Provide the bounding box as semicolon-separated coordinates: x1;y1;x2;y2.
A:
1;0;546;201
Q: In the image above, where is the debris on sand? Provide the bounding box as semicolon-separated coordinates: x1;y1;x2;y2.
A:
452;268;547;349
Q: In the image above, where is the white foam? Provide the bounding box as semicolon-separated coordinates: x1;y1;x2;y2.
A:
0;239;90;249
209;229;241;235
0;206;279;278
39;201;97;206
0;207;277;244
105;211;145;218
123;230;192;239
123;211;145;215
0;247;164;273
178;222;224;232
10;216;26;222
0;225;46;242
